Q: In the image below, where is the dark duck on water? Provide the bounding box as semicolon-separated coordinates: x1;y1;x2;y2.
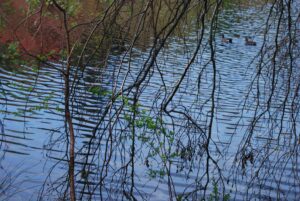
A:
245;36;256;46
221;34;232;43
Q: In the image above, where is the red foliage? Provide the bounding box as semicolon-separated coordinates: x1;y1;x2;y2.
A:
0;0;65;60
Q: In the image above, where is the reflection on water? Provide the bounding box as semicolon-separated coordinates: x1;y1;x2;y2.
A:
1;5;300;201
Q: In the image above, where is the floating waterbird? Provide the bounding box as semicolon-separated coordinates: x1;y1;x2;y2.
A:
245;36;256;46
233;33;240;38
221;34;232;43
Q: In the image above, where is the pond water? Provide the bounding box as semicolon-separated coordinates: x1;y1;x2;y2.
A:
0;5;300;201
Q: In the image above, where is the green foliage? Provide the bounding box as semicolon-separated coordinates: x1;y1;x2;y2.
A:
36;50;57;62
208;179;230;201
26;0;41;9
0;42;27;68
176;194;183;201
120;95;181;180
88;86;101;95
88;85;111;96
27;0;80;16
223;194;230;201
65;1;80;16
208;179;219;201
7;42;20;58
148;168;166;179
121;95;158;130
